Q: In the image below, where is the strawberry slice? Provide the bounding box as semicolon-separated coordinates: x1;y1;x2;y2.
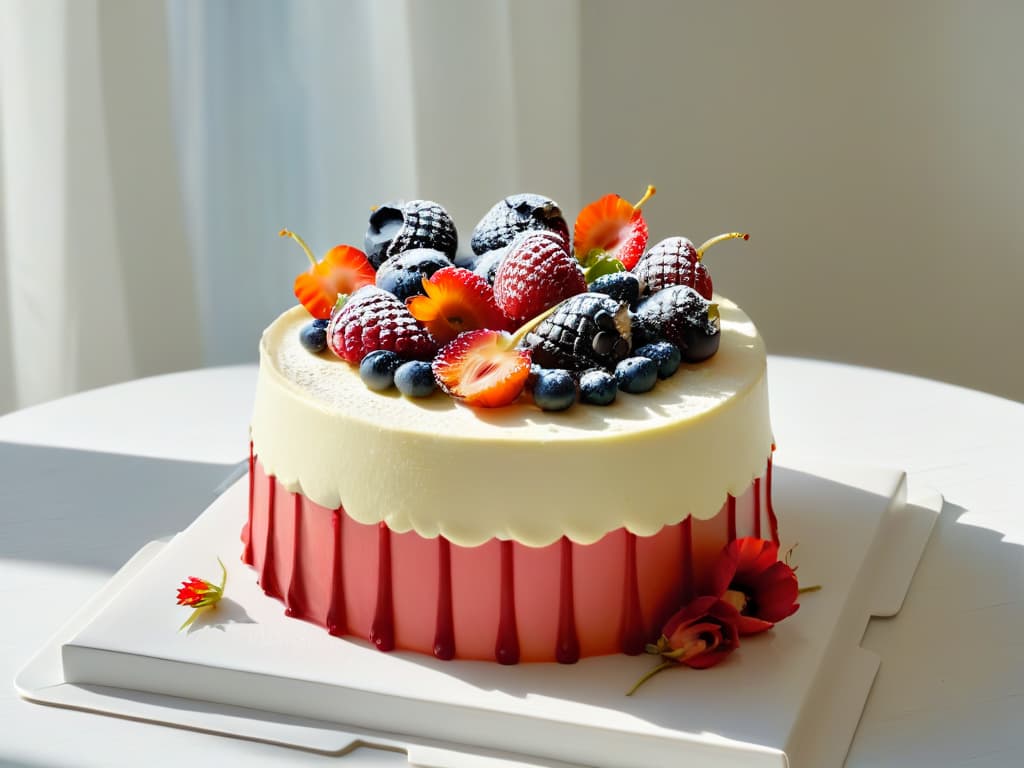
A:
406;267;511;344
573;185;656;270
282;229;376;319
432;329;532;408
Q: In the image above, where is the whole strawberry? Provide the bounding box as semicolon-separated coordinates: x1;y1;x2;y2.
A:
634;233;749;299
470;194;569;255
492;232;587;326
632;285;720;362
633;237;708;298
327;286;438;363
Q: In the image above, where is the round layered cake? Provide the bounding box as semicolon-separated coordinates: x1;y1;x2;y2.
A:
243;296;776;663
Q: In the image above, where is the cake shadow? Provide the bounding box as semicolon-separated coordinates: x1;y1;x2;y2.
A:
0;441;237;573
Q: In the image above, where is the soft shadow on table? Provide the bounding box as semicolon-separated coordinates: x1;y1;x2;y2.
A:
0;441;238;573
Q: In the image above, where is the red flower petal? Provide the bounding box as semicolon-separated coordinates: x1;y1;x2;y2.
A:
750;561;801;623
736;615;775;636
709;537;781;596
661;596;741;669
735;537;780;580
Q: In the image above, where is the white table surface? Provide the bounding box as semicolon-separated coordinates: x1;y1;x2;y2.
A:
2;358;1022;768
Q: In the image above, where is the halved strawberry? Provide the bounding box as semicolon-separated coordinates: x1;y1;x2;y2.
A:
573;185;656;270
406;267;511;344
282;229;376;319
432;329;532;408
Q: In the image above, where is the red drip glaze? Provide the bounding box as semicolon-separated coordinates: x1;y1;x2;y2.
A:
726;494;737;542
433;537;455;660
326;509;347;636
370;522;395;651
259;474;280;596
555;536;580;664
284;494;306;617
767;456;780;545
681;516;694;603
495;540;520;664
753;477;762;538
620;532;645;655
242;442;254;564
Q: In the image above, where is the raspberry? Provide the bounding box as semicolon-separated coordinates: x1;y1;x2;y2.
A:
521;292;632;372
327;286;438;363
470;194;569;256
492;232;587;326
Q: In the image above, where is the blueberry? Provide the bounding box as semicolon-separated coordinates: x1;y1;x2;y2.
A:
375;249;452;301
579;369;617;405
299;321;328;353
588;272;641;306
394;360;436;398
533;369;576;411
472;247;508;285
615;356;658;394
359;350;403;391
526;363;544;391
312;317;329;329
634;342;682;379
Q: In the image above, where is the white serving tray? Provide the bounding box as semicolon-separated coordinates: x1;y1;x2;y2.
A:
16;460;940;768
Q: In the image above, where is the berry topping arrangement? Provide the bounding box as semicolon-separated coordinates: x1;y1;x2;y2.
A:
281;189;748;411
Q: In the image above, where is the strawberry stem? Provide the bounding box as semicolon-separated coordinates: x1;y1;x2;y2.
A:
279;228;318;268
632;184;657;212
798;584;822;594
507;302;564;348
696;232;749;261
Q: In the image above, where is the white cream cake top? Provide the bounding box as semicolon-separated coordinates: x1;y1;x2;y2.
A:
251;297;772;547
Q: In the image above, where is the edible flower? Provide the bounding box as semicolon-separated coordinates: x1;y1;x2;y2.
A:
176;557;227;631
626;596;741;695
280;229;376;319
708;537;800;635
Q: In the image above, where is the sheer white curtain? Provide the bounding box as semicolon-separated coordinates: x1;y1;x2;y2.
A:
0;0;581;414
0;0;199;413
166;0;581;366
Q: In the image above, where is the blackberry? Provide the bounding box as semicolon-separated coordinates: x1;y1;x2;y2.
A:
470;194;569;256
521;292;631;372
375;248;452;301
365;200;458;268
632;285;720;362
